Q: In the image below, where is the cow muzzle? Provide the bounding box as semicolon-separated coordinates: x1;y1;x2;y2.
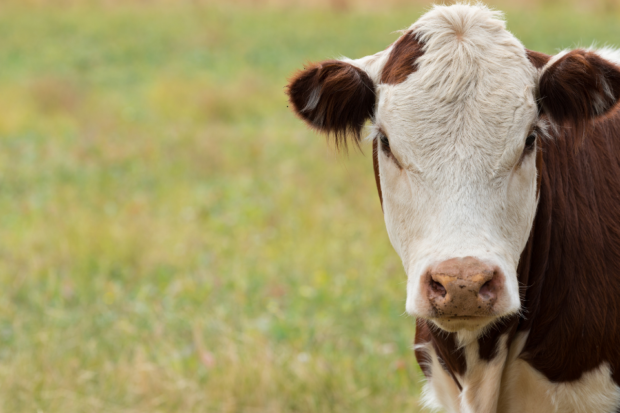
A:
424;256;505;321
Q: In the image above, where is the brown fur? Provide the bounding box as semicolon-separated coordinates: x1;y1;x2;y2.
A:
416;319;466;391
517;109;620;383
526;49;551;69
539;50;620;134
287;60;376;148
381;30;425;85
414;318;433;378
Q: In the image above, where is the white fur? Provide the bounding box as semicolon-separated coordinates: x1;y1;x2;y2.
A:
418;342;461;413
592;47;620;66
343;48;392;84
458;335;509;413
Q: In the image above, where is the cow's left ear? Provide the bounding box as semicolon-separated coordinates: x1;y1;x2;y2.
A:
539;50;620;127
287;60;376;148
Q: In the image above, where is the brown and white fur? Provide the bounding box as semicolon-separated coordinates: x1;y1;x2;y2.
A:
286;4;620;412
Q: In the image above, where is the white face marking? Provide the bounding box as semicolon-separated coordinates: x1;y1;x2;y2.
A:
355;4;541;333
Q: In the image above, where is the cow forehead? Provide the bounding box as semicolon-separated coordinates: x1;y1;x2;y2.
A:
376;74;537;177
370;4;538;174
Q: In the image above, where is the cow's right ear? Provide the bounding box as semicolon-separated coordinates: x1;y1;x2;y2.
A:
287;60;376;148
539;50;620;128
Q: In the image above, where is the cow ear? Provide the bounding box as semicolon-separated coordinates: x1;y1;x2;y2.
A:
287;60;376;149
539;50;620;128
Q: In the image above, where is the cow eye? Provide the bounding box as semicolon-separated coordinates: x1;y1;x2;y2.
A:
378;132;392;156
379;133;390;148
525;134;536;150
377;131;402;168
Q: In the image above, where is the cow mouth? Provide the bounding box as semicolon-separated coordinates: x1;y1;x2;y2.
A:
430;315;497;332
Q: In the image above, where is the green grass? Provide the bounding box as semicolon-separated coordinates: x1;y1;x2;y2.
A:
0;4;619;412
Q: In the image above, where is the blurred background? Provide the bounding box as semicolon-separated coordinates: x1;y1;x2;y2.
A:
0;0;618;412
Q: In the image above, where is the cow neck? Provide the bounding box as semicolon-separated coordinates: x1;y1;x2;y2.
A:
517;113;620;385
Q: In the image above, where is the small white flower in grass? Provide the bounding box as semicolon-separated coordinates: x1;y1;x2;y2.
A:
379;343;396;355
297;352;310;363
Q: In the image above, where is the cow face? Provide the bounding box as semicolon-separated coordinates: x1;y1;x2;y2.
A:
287;4;620;334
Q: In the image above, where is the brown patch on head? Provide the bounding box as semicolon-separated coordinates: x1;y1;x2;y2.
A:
287;60;376;149
526;49;551;70
381;30;425;85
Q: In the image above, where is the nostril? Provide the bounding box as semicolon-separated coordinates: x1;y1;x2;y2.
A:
479;280;494;300
430;279;447;297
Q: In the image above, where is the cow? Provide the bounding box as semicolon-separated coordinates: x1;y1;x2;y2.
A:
286;4;620;413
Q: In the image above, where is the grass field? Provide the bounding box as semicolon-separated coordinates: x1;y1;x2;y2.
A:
0;3;619;412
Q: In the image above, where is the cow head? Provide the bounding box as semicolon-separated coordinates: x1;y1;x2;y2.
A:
287;4;620;334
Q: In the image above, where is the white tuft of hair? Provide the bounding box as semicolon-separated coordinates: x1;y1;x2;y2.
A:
411;3;527;102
